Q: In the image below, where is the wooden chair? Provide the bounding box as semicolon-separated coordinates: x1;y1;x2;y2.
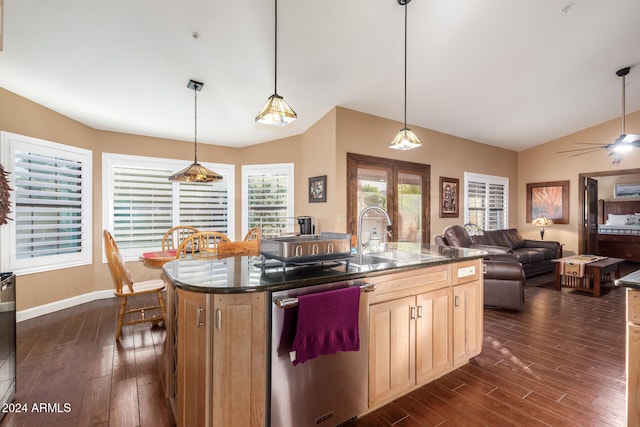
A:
217;227;263;258
243;226;262;241
175;231;231;259
103;230;167;340
161;225;200;251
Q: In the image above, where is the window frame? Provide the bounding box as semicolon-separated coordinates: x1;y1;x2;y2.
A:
102;153;235;261
0;131;93;275
463;172;509;230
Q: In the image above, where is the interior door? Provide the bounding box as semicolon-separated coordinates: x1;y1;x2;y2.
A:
583;177;598;255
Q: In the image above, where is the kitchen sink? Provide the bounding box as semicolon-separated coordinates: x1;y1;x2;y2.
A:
343;251;443;268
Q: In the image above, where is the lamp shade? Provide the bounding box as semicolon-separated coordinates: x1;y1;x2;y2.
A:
255;94;297;126
168;162;222;183
532;216;554;227
389;127;422;150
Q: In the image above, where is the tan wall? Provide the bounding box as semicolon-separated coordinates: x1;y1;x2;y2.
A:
518;110;640;255
334;107;519;239
0;87;540;313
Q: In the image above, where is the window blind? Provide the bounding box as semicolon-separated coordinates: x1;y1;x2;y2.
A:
14;151;85;259
242;164;294;239
464;173;508;230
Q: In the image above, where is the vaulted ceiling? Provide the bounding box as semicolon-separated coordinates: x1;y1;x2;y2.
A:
1;0;640;151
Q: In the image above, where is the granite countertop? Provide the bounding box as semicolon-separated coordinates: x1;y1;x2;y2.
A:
162;244;487;294
616;269;640;289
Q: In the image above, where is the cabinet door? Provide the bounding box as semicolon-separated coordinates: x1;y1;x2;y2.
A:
452;281;482;366
416;287;452;384
176;289;210;427
212;293;266;427
369;295;416;407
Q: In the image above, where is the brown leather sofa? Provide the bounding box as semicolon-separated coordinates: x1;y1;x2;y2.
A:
483;258;526;311
437;225;561;278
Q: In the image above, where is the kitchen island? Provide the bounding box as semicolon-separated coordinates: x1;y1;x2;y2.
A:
162;244;486;427
615;269;640;426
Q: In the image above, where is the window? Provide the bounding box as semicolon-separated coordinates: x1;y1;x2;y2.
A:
464;172;508;230
103;153;234;260
347;153;430;245
242;164;294;239
0;132;92;275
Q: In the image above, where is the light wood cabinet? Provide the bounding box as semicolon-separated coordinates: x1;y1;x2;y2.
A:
627;288;640;425
172;288;267;427
176;288;209;427
453;281;482;366
368;261;481;408
369;295;416;406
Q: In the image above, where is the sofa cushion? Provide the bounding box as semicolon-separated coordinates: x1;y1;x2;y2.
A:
504;229;526;249
443;225;472;247
512;248;544;264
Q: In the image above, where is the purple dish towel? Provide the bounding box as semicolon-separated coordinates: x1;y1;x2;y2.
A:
292;286;360;365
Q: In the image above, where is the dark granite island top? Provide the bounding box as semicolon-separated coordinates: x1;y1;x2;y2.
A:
162;243;487;293
616;268;640;289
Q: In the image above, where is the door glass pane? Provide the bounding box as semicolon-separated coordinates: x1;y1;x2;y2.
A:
398;172;422;244
357;167;388;244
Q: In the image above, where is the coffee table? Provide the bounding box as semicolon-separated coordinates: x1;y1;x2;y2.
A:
554;256;625;297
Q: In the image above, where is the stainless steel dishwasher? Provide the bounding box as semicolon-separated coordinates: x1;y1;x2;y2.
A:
270;279;372;427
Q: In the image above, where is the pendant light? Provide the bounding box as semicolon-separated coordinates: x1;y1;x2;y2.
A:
169;80;222;183
389;0;422;150
255;0;297;126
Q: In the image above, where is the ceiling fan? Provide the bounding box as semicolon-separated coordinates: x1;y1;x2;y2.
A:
558;66;640;165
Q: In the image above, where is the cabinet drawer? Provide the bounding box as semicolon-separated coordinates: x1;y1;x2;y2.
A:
370;265;450;304
628;289;640;325
452;260;481;285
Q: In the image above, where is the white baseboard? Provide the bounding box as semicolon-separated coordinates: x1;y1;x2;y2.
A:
17;289;115;323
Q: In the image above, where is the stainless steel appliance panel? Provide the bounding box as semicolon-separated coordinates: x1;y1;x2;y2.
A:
270;281;369;427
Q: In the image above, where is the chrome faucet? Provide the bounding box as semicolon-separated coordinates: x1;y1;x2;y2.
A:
357;206;392;260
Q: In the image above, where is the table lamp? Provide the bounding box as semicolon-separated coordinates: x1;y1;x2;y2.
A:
532;216;554;240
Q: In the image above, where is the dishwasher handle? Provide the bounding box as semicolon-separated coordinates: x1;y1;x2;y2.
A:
274;282;376;309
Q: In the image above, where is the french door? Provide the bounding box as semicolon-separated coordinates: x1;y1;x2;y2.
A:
347;153;430;245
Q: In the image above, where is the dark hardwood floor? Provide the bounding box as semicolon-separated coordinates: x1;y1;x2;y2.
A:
3;263;636;426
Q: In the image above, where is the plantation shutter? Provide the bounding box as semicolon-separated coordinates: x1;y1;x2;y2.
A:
112;165;174;251
464;173;508;230
179;180;228;233
243;164;294;239
14;151;85;259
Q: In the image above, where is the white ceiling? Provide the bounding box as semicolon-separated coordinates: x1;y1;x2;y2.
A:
1;0;640;151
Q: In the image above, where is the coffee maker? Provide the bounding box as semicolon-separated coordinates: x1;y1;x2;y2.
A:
297;216;314;235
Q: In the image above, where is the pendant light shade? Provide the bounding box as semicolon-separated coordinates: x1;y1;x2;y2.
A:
389;127;422;150
169;80;223;183
255;0;297;126
255;94;297;126
389;0;421;150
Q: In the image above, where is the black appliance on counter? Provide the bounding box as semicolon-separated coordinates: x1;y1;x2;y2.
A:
0;272;15;419
297;216;314;235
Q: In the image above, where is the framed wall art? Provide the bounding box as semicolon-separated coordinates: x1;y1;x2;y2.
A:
614;183;640;199
439;176;459;218
308;175;326;203
526;180;569;224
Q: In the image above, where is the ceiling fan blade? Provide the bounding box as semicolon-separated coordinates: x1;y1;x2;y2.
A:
556;146;606;153
568;150;605;158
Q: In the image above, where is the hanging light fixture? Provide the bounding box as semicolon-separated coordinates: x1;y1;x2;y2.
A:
389;0;422;150
169;80;223;183
255;0;297;126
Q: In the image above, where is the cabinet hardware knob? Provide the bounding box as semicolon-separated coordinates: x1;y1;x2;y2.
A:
417;305;423;319
455;295;460;308
410;306;416;320
216;308;222;331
